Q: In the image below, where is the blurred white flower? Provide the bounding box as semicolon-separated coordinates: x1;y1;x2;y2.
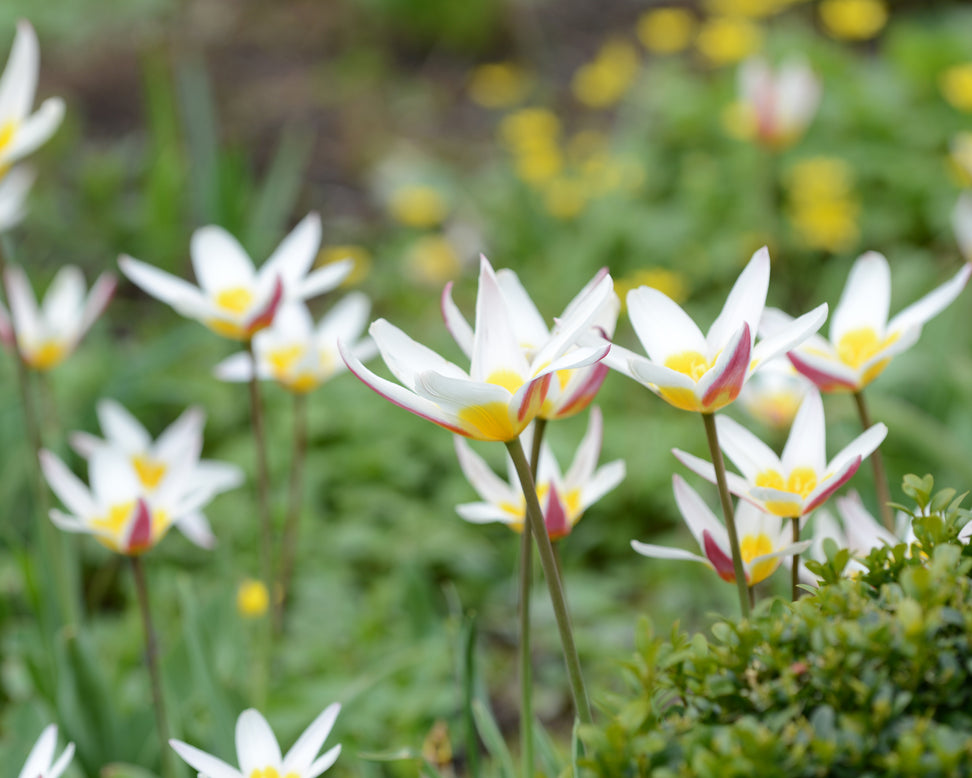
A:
0;21;65;170
0;263;115;370
214;296;376;393
0;165;33;231
737;356;813;429
735;57;821;148
454;407;625;539
17;724;74;778
171;705;341;778
119;214;352;341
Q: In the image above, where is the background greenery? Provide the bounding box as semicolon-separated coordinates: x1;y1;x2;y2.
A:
1;0;971;775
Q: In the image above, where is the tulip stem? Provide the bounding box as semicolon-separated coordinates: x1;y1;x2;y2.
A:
517;419;545;777
790;517;800;602
131;556;174;778
701;413;751;618
245;341;276;620
852;390;893;531
506;435;593;727
0;239;78;631
277;391;308;634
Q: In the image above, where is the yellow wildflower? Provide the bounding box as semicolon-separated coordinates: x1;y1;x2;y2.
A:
696;17;763;66
514;146;563;184
407;235;462;285
543;177;587;220
941;64;972;113
389;185;448;228
703;0;788;18
237;579;269;618
499;108;561;151
819;0;888;41
318;244;371;287
615;268;688;307
789;199;860;252
468;62;530;108
787;157;854;202
571;41;640;109
636;8;696;54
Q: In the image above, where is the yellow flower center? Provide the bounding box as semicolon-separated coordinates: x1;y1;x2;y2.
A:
268;344;305;373
500;485;583;533
250;768;299;778
132;455;167;490
835;326;898;385
26;339;68;370
91;501;137;537
214;286;254;315
0;120;16;154
665;350;711;382
740;531;777;584
756;467;818;517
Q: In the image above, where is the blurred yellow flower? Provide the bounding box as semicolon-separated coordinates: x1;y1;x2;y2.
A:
543;178;587;220
696;17;763;66
571;41;640;109
786;157;859;252
704;0;788;18
389;185;448;228
615;268;688;308
514;147;563;184
499;108;561;150
941;64;972;113
819;0;888;41
407;235;462;285
237;578;269;618
949;132;972;185
468;62;530;108
318;244;372;287
636;8;696;54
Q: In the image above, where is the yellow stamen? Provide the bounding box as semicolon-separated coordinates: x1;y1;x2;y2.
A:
740;532;777;584
90;501;136;551
214;286;254;315
836;326;898;369
26;339;68;370
665;350;711;382
756;467;819;517
132;455;167;490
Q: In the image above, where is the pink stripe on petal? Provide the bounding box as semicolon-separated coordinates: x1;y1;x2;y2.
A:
788;352;857;392
702;323;751;409
804;456;861;513
125;499;154;555
702;530;738;583
551;363;609;419
517;373;550;422
545;483;572;540
246;276;284;336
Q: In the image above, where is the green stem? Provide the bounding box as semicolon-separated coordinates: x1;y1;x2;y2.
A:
131;556;175;778
852;390;894;531
790;517;800;602
245;341;276;616
0;239;78;630
701;413;751;618
276;392;308;634
506;435;592;726
517;419;546;777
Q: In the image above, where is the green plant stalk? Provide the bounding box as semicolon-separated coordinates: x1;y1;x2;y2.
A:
852;390;894;531
276;391;308;634
790;517;800;602
701;413;751;618
131;556;175;778
506;435;593;726
245;341;276;615
518;418;546;778
0;240;78;631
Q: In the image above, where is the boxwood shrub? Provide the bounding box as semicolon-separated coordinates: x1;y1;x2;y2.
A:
580;478;972;777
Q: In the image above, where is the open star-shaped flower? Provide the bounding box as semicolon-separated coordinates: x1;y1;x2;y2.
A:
170;705;341;778
605;246;828;413
0;263;115;370
214;296;376;393
17;725;74;778
442;266;620;419
674;389;887;519
119;214;352;341
341;255;612;441
454;407;625;539
762;251;971;392
632;475;809;586
0;21;65;171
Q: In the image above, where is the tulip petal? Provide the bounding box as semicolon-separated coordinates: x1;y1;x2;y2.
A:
17;724;56;778
307;745;342;778
3;98;64;163
803;456;860;513
456;502;517;524
826;422;887;478
175;510;216;549
470;256;528;382
454;436;519;506
579;460;626;511
886;263;971;336
627;286;705;364
236;709;282;777
707;246;769;353
780;390;826;475
170;740;243;778
713;414;781;482
97;399;151;452
40;450;97;517
441;281;474;358
295;261;353;301
119;256;211;318
369;318;467;389
672;474;729;549
698;322;750;409
0;22;38;122
750;302;828;370
565;406;603;485
496;268;550;349
259;213;322;290
283;703;341;775
630;540;711;567
787;349;858;392
79;272;117;335
191;226;256;294
830;252;891;344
